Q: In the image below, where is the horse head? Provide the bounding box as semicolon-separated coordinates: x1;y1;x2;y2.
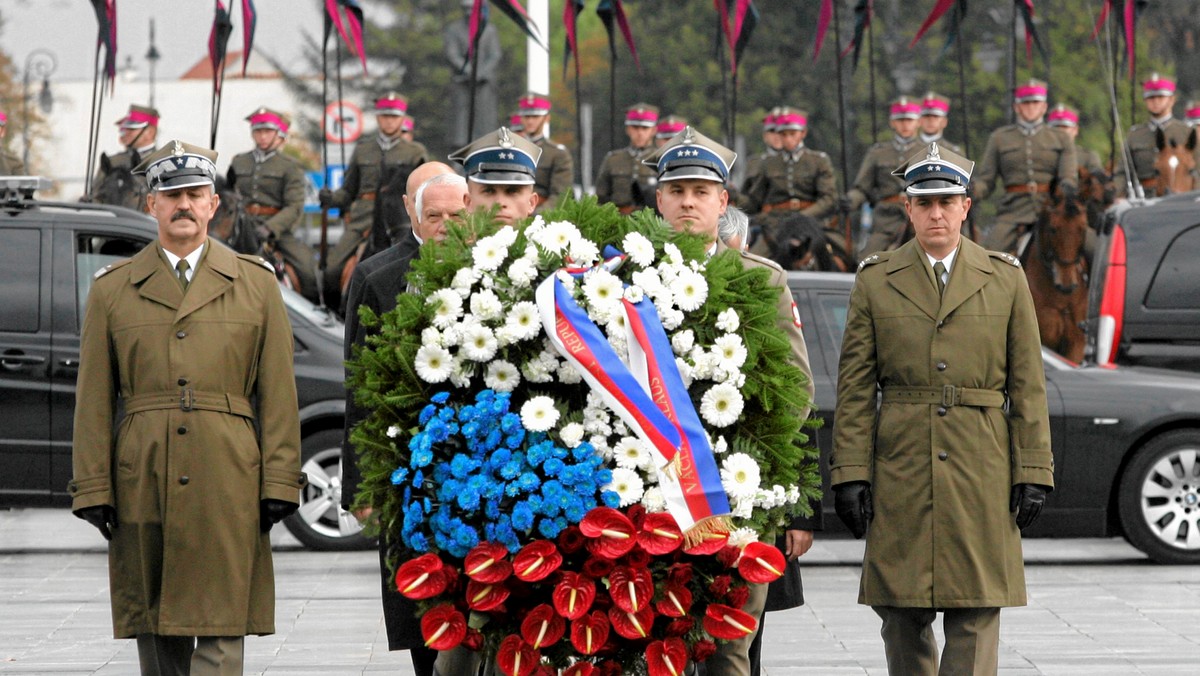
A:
93;150;149;213
1153;127;1198;196
1036;180;1089;294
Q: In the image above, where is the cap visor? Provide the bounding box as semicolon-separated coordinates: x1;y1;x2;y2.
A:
658;166;725;182
906;179;967;196
469;172;536;186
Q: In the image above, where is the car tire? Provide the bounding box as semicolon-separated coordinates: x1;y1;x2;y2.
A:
283;428;374;551
1118;430;1200;565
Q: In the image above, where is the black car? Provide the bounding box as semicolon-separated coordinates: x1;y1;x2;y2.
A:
1087;190;1200;371
790;270;1200;565
0;177;365;550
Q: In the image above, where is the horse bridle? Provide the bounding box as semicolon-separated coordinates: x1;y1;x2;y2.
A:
1036;204;1085;294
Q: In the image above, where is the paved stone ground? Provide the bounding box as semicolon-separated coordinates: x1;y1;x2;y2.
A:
2;508;1199;675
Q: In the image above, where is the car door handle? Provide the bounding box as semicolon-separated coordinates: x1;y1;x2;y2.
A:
1;353;47;371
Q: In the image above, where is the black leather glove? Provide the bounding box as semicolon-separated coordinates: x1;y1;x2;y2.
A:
260;499;298;533
834;481;873;539
837;194;854;214
318;188;334;208
1010;483;1047;530
77;505;118;541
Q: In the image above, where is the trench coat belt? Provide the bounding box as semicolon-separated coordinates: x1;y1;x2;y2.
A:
359;191;377;200
762;198;814;214
124;391;255;418
881;385;1006;408
1005;182;1051;194
245;204;281;217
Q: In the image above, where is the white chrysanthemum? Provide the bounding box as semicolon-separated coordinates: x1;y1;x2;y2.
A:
556;362;583;384
524;214;547;238
606;467;645;507
427;289;464;329
660;307;685;331
716;308;741;333
675;357;694;388
507;257;539;288
493;225;519;247
690;348;718;380
670;268;709;312
721;453;761;501
520;396;560;432
440;323;463;347
582;269;625;321
533;220;580;253
559;422;585;449
472;232;511;271
569;237;600;267
713;334;748;370
590;434;614;460
623;285;645;304
451;267;480;294
612;418;628;435
727;527;760;550
503;301;542;342
640;485;667;513
460;323;498;362
613;436;647;470
713;435;729;455
522;359;552;383
387;425;401;438
449;357;472;388
484;360;520;392
622;231;656;267
701;382;744;427
631;269;666;301
583;417;613;437
469;289;504;321
671;330;695;356
663;242;683;264
420;326;443;347
414;344;453;383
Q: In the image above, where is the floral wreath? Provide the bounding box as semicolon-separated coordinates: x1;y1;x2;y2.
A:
349;197;820;675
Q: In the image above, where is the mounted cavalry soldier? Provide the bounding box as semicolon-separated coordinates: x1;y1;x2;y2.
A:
846;96;923;256
1114;73;1199;198
917;92;962;153
595;102;659;214
90;104;159;208
1047;103;1106;178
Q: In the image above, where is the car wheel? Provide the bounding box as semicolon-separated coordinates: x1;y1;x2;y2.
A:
1118;430;1200;564
283;428;374;551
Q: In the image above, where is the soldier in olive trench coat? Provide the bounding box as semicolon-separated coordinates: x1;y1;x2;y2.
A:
70;142;305;661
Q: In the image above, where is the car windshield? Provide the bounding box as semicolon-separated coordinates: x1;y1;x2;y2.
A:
280;286;343;339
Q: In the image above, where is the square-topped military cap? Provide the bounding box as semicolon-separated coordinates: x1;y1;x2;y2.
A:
517;92;552;116
655;115;688;139
624;103;659;127
890;96;921;120
1014;79;1048;103
133;140;219;192
1143;73;1176;99
774;107;808;130
246;107;291;135
892;142;974;196
116;104;160;130
449;127;542;185
375;92;409;116
642;126;737;183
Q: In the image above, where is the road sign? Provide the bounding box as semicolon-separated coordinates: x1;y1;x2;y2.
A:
324;101;364;144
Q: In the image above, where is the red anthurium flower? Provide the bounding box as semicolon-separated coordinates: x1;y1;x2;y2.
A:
582;556;615;579
726;584;750;610
666;563;693;586
513;540;563;582
558;525;587;554
465;579;511;611
737;541;787;583
608;565;654;613
532;666;557;676
464;542;514;584
520;604;567;650
691;639;718;662
394;553;448;600
654;584;693;618
420;604;466;650
608;604;657;640
580;507;637;559
664;617;694;637
637;513;684;555
683;529;730;556
570;611;611;655
496;634;539;676
552;572;597;620
462;627;484;651
702;603;758;640
562;663;596;676
645;638;690;676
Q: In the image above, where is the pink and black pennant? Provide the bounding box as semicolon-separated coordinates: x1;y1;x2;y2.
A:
596;0;640;69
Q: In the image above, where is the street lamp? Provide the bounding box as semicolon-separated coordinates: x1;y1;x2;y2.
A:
146;18;161;108
22;48;57;170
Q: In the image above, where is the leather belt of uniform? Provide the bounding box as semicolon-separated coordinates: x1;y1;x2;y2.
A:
879;193;905;204
124;390;255;417
1005;182;1051;194
245;204;281;216
359;191;377;200
762;198;814;214
881;386;1006;408
617;205;638;215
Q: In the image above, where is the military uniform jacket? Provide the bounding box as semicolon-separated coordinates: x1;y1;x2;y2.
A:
974;123;1077;227
744;147;837;218
70;240;304;637
529;135;574;210
331;134;429;233
227;150;307;237
595;145;655;209
0;149;26;175
831;238;1053;608
1075;145;1106;177
849;137;919;228
1114;118;1199;197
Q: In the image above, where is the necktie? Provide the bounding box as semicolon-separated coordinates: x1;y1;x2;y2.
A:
933;261;947;295
176;259;191;291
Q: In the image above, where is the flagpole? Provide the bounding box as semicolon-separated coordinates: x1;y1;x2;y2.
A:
468;21;481;142
832;0;853;254
608;34;617;151
1007;1;1016;124
953;2;975;241
867;2;877;141
84;43;103;197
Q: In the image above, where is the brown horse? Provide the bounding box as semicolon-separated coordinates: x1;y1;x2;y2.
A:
1023;183;1090;362
1077;166;1114;231
1150;127;1197;196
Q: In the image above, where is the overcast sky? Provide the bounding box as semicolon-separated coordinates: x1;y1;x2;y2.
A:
3;0;325;83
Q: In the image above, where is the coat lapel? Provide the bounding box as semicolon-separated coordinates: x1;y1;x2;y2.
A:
937;239;994;321
130;245;182;311
884;241;940;321
176;240;237;323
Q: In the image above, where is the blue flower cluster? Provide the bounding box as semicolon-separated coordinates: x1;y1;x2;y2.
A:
393;389;619;558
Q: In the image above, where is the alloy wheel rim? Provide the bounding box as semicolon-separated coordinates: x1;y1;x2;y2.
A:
1139;448;1200;551
298;447;364;539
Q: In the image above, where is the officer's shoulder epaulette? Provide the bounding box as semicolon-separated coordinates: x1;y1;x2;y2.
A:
237;253;276;273
988;251;1021;268
738;248;784;273
856;251;890;272
813;150;829;158
93;258;134;280
552;141;569;152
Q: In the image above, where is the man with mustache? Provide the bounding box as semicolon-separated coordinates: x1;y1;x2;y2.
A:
71;140;305;676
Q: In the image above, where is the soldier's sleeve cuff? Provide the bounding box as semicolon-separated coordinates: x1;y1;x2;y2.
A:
69;476;113;512
1013;446;1054;490
262;469;307;503
830;465;870;487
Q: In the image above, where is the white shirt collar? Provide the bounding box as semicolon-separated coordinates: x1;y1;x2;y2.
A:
925;246;958;281
162;242;205;283
919;132;943;144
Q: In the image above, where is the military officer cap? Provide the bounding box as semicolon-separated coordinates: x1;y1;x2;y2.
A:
762;107;781;131
133;140;219;192
517;92;552;116
921;91;950;117
401;115;415;132
374;92;409;116
643;126;737;183
655;115;688;139
449;127;542;185
890;96;921;120
1014;79;1049;103
624;103;659;127
1186;101;1200;127
1047;103;1080;128
116;104;160;130
892;142;974;197
0;110;6;126
246;107;291;136
1142;73;1176;99
774;107;808;131
509;112;523;131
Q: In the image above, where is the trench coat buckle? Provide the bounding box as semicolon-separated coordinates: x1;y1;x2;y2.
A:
180;387;195;412
941;385;961;407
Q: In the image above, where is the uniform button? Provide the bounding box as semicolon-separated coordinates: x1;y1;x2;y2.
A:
179;476;190;485
937;320;945;328
937;362;947;371
177;426;187;435
177;377;188;386
938;452;948;461
176;331;186;339
937;407;948;417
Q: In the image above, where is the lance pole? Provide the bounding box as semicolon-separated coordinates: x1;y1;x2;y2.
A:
867;2;878;140
84;44;103;197
832;0;853;253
